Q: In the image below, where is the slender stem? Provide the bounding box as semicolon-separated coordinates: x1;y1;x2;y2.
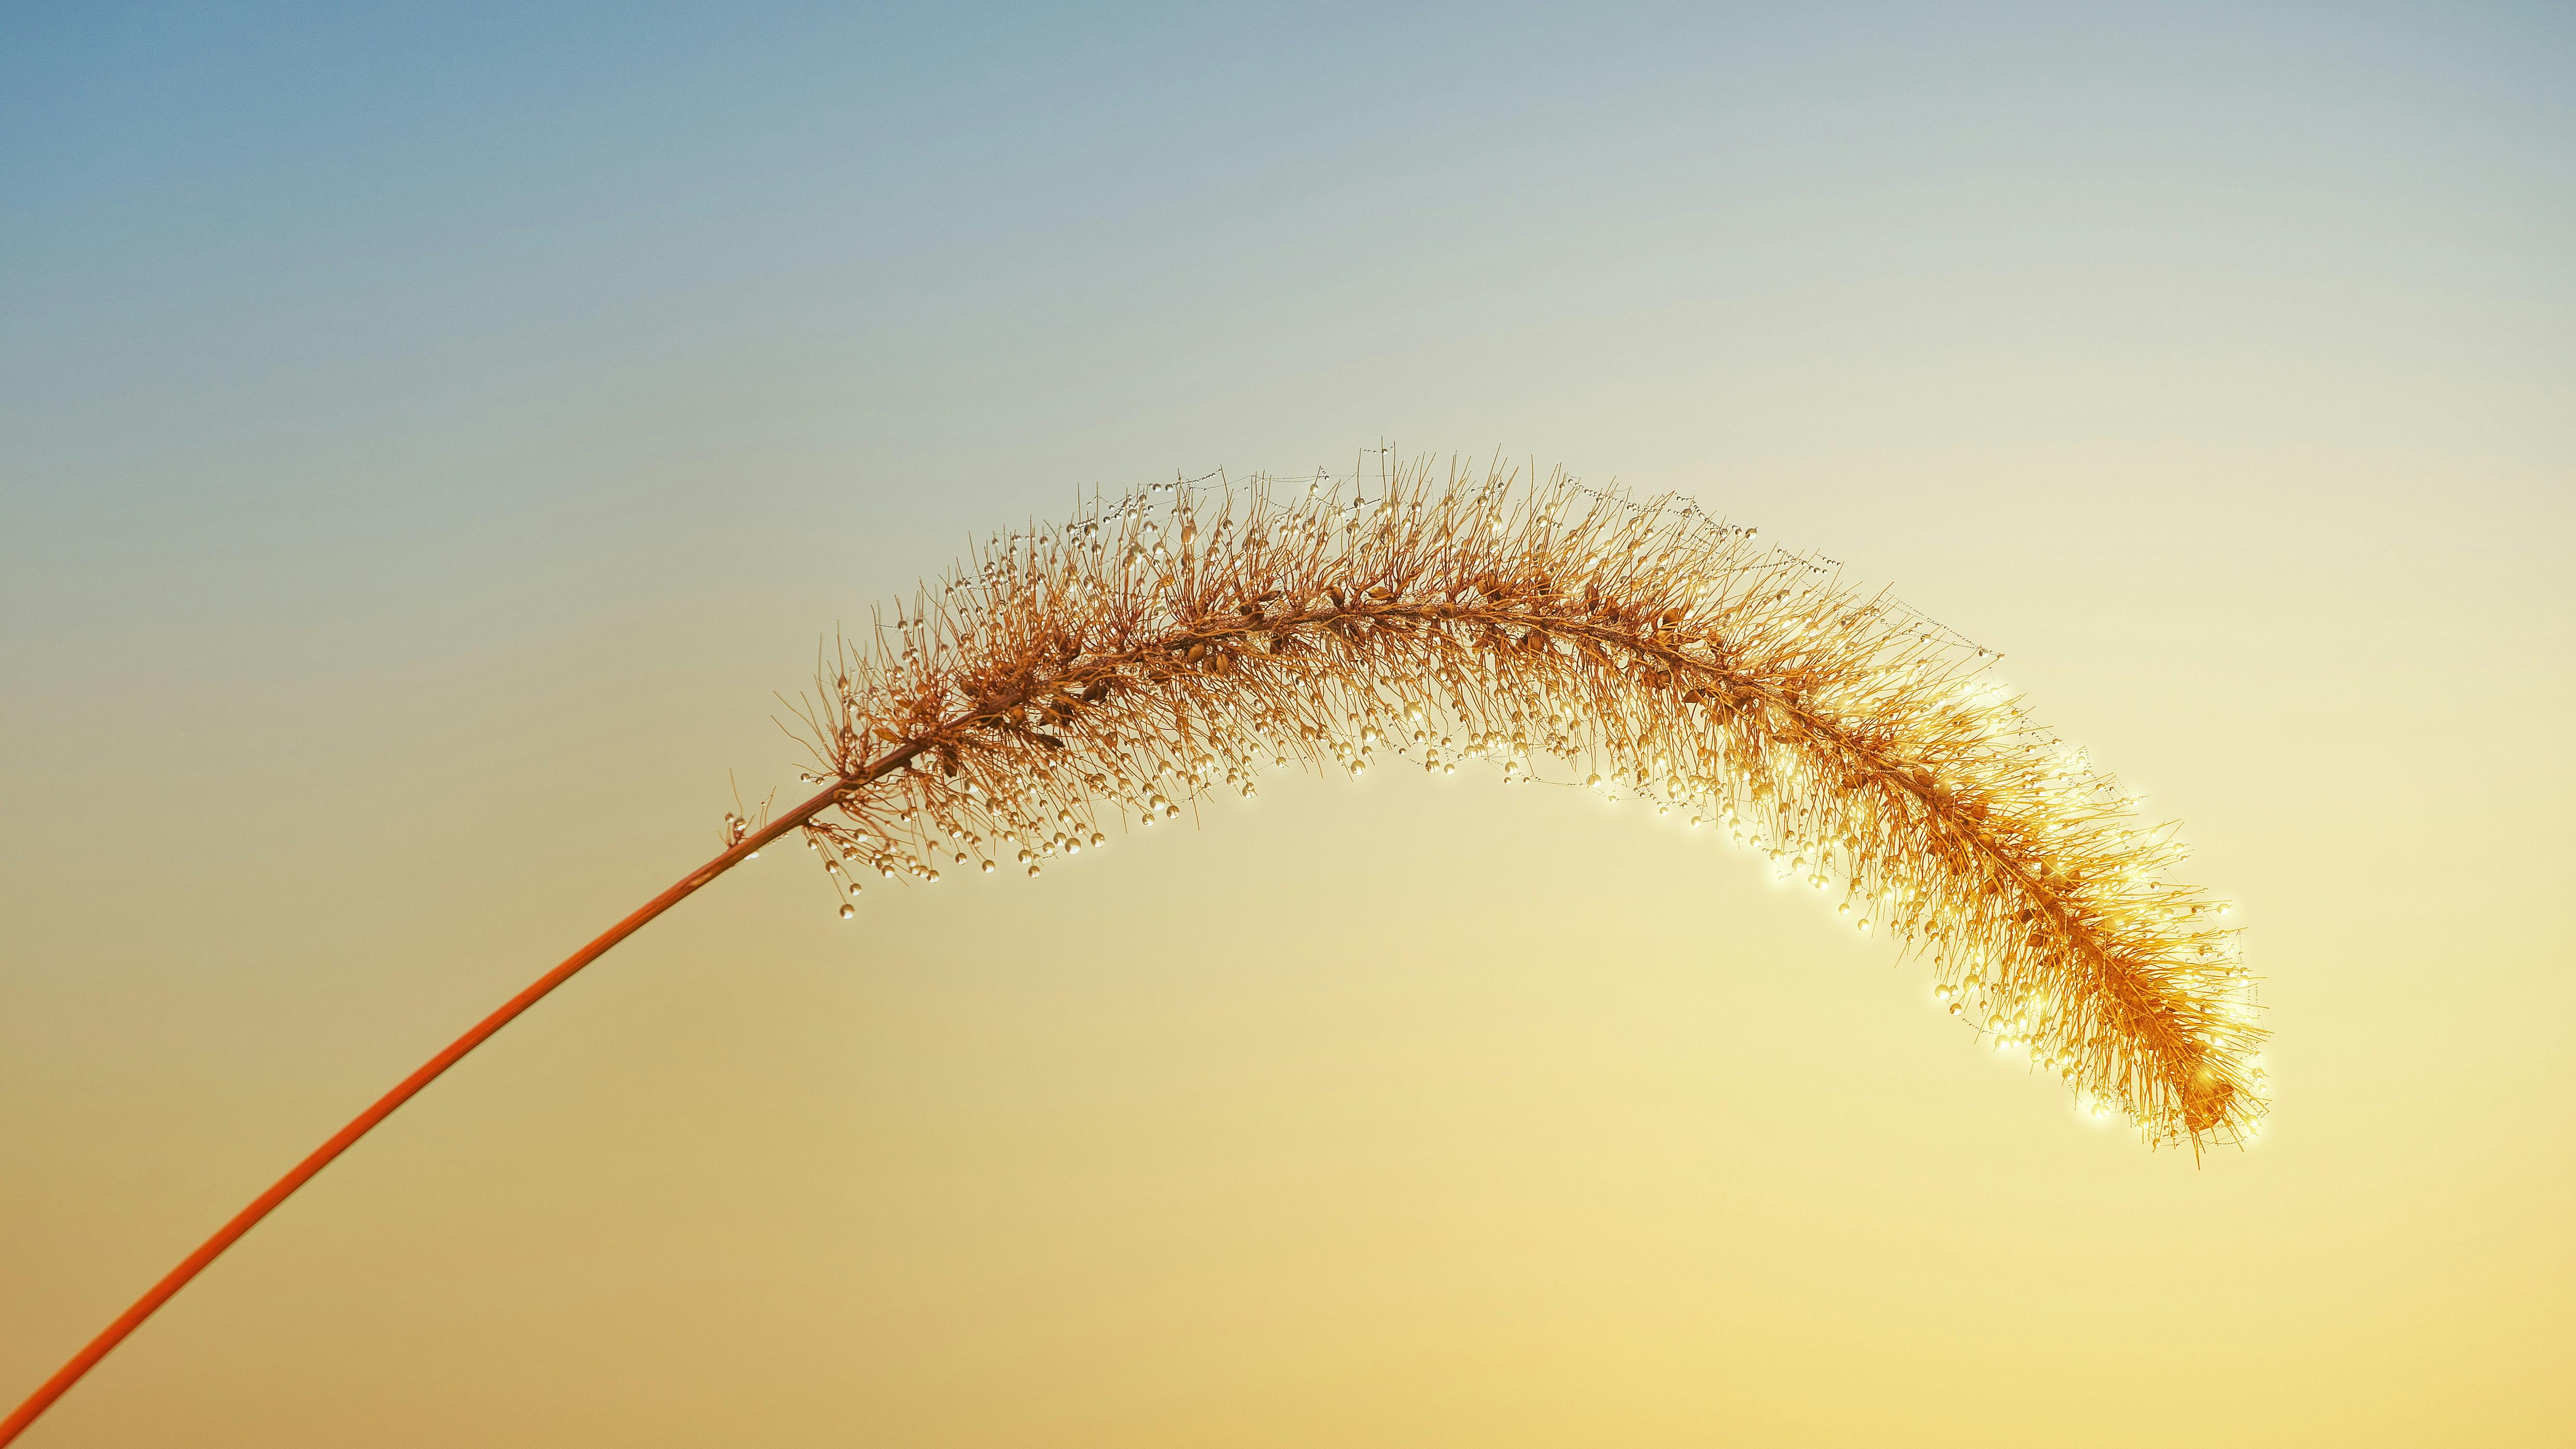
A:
0;778;856;1446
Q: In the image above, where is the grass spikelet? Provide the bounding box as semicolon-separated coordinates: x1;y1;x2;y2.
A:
793;457;2268;1152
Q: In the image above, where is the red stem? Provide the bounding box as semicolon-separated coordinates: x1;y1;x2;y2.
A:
0;779;851;1445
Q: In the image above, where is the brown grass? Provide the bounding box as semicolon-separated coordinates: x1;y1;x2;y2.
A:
0;452;2272;1444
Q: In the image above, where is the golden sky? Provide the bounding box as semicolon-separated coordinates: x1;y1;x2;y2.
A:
3;5;2570;1445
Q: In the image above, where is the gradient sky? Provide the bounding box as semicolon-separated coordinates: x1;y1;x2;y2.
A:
4;5;2572;1445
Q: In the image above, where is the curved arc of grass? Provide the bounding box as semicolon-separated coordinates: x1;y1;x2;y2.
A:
4;457;2264;1443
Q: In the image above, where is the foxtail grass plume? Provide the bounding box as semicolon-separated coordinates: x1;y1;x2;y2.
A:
0;452;2265;1446
790;457;2267;1151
